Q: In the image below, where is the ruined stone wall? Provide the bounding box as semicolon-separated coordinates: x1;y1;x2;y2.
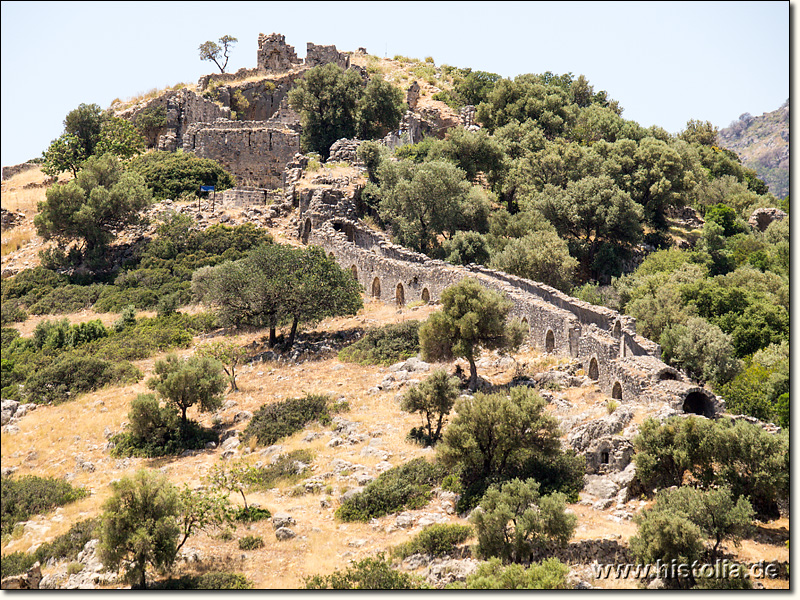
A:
257;33;303;73
221;186;282;207
302;214;720;414
183;121;300;189
305;42;350;70
118;89;230;152
1;162;38;181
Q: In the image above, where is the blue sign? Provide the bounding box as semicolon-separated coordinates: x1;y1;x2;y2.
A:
200;186;215;192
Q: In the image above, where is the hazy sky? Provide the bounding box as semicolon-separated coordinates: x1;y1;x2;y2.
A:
0;1;790;167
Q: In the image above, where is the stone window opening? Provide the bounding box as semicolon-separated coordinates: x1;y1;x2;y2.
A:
600;451;609;465
659;371;678;381
350;265;358;281
421;288;430;303
611;382;623;400
395;282;405;307
301;218;312;244
588;357;599;381
545;330;555;353
371;277;381;299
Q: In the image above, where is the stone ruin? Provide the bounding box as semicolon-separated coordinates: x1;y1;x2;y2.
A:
286;179;726;479
117;33;357;191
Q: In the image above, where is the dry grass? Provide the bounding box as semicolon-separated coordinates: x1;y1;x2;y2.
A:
0;292;789;589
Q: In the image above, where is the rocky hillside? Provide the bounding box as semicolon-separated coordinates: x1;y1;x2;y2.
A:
719;100;789;199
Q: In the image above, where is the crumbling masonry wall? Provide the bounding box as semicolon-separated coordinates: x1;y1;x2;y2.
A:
183;121;300;188
303;215;722;414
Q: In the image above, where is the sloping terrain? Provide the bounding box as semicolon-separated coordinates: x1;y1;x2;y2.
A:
719;100;789;199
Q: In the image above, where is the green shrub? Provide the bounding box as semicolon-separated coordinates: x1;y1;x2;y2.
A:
1;475;88;537
393;523;472;559
128;151;235;200
450;557;570;589
1;300;28;324
24;353;141;404
155;572;253;590
238;535;265;550
338;320;421;365
233;506;272;523
110;394;218;458
66;562;85;575
242;394;331;447
33;518;100;564
27;284;104;315
0;551;37;579
305;555;428;589
336;458;445;522
248;450;314;489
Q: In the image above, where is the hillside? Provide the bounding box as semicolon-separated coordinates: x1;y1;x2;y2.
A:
719;100;789;199
1;33;790;591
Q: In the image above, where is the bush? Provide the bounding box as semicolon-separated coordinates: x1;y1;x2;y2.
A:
249;450;314;489
451;557;570;589
393;523;472;559
128;151;235;200
27;284;104;315
242;394;331;447
304;555;428;589
233;506;272;523
471;478;576;564
336;458;445;522
401;369;460;446
155;572;253;590
66;562;85;575
337;320;421;365
24;353;141;404
238;535;264;550
1;475;88;537
110;394;218;458
437;386;584;509
0;552;37;579
633;416;789;518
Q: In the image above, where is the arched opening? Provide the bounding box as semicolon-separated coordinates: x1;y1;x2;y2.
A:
421;288;430;303
350;265;358;281
611;382;623;400
683;391;715;418
612;320;622;339
588;357;599;381
395;283;405;307
545;330;555;353
521;317;529;326
345;223;355;243
301;218;312;244
658;371;678;381
600;451;609;465
371;277;381;299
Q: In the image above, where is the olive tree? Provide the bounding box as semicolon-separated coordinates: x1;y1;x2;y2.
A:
419;278;526;389
400;369;461;445
147;354;227;426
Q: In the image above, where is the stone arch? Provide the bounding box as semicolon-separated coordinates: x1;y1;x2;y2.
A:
301;218;312;244
395;282;405;307
600;450;610;465
545;330;555;353
612;320;622;339
421;288;430;303
350;265;358;281
683;391;715;418
588;357;599;381
371;277;381;299
611;381;623;400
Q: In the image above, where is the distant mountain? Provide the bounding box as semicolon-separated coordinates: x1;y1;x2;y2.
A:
718;100;789;199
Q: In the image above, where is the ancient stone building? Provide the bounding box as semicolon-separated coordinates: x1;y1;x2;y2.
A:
183;120;300;189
